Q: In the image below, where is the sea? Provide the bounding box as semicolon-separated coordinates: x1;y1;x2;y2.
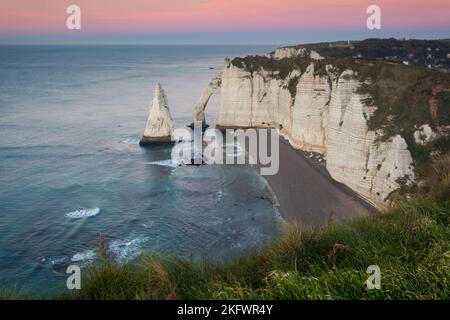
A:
0;45;283;296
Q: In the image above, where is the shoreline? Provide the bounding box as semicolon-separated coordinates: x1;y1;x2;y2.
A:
260;135;378;226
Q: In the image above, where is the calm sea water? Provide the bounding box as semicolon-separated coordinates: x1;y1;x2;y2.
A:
0;45;282;296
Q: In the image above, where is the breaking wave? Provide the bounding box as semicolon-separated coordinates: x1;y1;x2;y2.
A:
71;249;96;263
147;159;179;168
65;208;101;219
108;237;149;263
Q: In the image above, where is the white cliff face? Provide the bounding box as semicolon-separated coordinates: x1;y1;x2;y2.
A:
218;59;295;129
266;47;307;59
266;47;324;61
289;63;330;152
325;71;414;207
140;82;173;144
216;60;416;209
369;135;415;202
326;70;375;201
310;50;325;61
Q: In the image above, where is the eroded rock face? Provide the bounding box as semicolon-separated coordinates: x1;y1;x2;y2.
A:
325;71;414;207
193;74;222;123
310;50;325;61
140;82;173;145
218;59;295;129
216;59;416;209
265;48;325;61
266;47;307;60
289;63;330;152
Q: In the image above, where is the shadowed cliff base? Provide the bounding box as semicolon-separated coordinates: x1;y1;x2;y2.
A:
266;136;377;226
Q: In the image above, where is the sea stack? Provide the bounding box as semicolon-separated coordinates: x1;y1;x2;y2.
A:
139;82;174;145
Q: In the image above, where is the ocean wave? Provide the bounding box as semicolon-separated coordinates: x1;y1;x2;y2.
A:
108;237;148;264
65;208;100;219
71;249;96;263
146;159;179;168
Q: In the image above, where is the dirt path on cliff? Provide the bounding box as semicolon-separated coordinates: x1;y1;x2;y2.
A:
264;136;377;226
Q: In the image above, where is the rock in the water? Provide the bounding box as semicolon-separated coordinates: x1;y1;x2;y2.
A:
140;82;174;145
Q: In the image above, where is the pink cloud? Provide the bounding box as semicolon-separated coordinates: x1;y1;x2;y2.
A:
0;0;449;34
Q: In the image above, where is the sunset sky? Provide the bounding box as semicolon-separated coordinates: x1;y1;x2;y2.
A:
1;0;449;44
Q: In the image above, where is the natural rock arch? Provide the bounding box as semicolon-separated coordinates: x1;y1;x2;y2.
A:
192;73;222;124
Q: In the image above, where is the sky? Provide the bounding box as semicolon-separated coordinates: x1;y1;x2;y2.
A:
0;0;449;44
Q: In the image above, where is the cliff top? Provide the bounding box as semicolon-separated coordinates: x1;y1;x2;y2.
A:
282;38;450;72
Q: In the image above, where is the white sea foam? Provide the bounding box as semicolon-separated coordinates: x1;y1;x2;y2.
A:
121;138;140;145
71;249;96;263
108;237;148;263
65;208;100;219
147;159;179;168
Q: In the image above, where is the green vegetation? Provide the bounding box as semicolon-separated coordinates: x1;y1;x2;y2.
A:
51;155;448;300
231;55;312;80
292;38;450;65
287;76;300;98
437;91;450;124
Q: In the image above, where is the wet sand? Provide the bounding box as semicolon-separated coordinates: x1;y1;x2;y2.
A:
264;136;377;226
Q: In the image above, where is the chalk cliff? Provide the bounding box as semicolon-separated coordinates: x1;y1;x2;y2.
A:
266;47;324;61
195;40;450;208
266;47;307;59
214;57;426;209
140;82;174;145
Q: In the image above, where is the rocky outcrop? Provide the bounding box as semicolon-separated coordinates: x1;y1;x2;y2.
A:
414;124;436;145
266;47;324;60
215;59;416;209
309;50;325;61
140;82;174;145
193;74;222;123
266;47;307;60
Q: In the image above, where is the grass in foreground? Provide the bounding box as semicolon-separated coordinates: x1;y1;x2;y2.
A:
3;157;449;300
